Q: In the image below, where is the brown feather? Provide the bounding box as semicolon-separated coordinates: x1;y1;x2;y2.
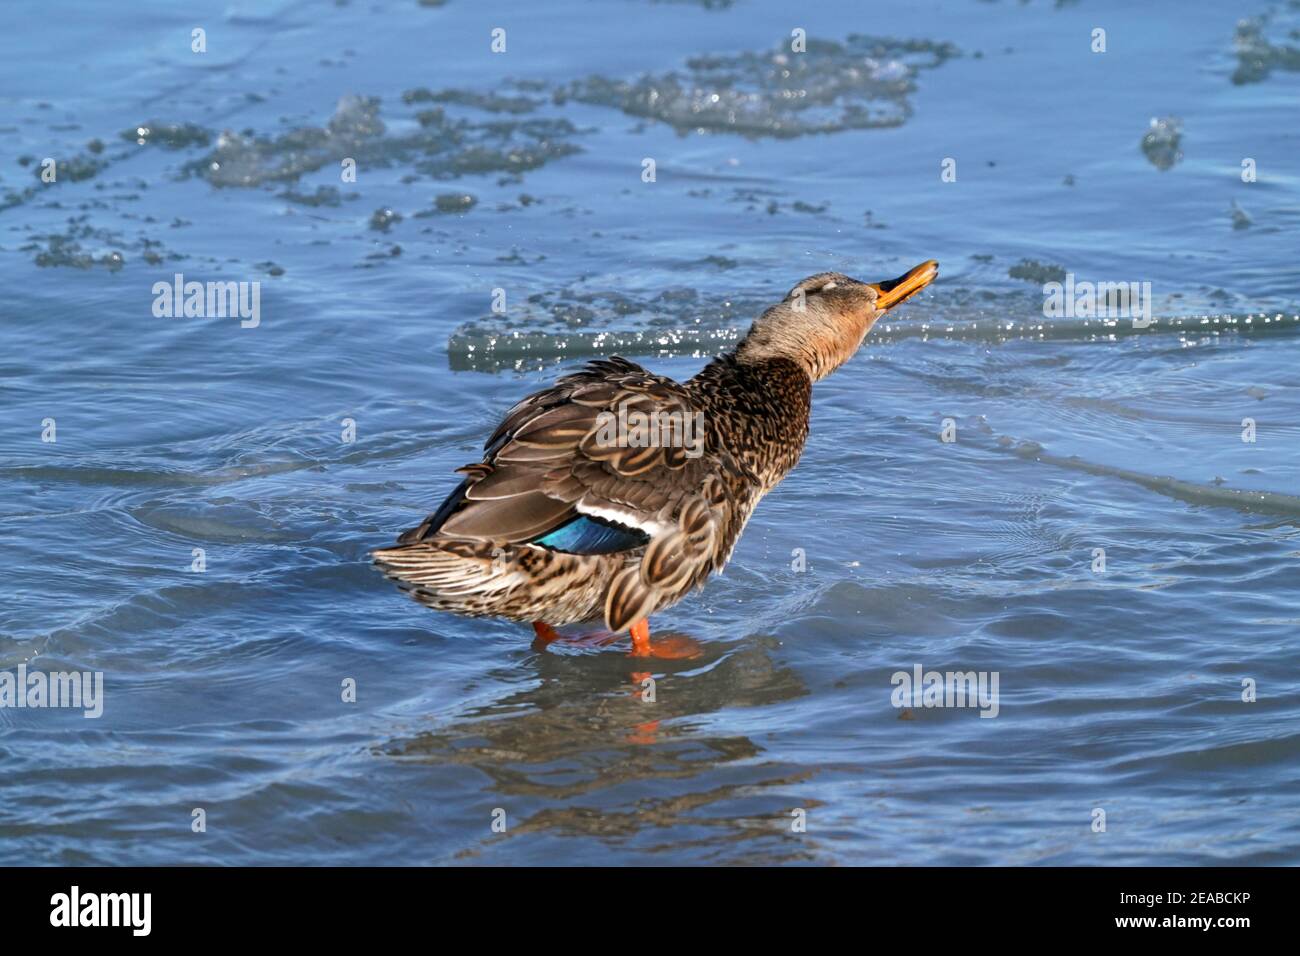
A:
464;467;549;500
604;564;657;633
439;491;571;542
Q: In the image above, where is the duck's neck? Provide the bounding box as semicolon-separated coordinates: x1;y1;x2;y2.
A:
688;351;813;489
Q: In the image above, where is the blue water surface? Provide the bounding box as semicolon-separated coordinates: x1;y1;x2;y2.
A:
1;0;1298;865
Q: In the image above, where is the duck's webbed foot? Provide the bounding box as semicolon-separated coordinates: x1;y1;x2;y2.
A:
629;619;701;660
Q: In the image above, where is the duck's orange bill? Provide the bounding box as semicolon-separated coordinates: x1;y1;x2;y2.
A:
868;259;939;311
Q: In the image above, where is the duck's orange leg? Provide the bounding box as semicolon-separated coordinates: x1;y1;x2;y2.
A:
629;619;653;657
628;619;702;660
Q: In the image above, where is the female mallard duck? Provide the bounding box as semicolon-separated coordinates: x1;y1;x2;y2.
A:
374;260;938;657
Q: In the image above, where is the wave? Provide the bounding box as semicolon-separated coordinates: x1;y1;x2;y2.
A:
1002;439;1300;520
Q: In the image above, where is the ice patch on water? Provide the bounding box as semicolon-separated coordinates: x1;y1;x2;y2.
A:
447;282;1300;371
1140;116;1183;171
416;193;477;215
6;31;952;271
1232;15;1300;84
121;122;212;149
557;35;958;137
32;154;104;183
24;217;178;270
5;141;119;212
448;285;768;370
1230;201;1252;230
1008;259;1066;283
369;207;403;232
402;87;542;114
32;237;126;271
187;94;583;187
279;184;356;206
192;95;385;187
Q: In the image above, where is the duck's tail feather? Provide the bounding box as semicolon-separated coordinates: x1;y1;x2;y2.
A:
371;538;608;624
371;539;524;616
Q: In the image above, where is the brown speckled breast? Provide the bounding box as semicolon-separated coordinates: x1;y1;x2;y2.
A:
687;354;813;570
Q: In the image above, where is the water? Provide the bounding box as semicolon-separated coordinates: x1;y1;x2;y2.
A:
2;0;1299;865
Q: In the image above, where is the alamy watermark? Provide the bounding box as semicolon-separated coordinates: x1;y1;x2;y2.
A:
1043;273;1152;328
593;401;704;458
152;273;261;328
891;664;1000;718
0;664;104;718
50;886;150;936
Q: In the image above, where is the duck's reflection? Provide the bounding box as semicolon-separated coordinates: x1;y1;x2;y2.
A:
383;632;818;861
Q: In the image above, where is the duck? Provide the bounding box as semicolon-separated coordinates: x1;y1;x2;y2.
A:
373;259;939;657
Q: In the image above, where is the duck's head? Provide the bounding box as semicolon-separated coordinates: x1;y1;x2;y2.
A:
736;259;938;381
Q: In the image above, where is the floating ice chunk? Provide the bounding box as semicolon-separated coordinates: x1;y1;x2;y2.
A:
1232;17;1300;85
1141;116;1183;171
559;35;957;138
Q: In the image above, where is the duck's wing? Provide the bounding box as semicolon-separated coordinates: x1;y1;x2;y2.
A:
397;356;735;631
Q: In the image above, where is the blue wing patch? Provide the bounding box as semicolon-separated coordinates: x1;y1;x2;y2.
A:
532;514;649;555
